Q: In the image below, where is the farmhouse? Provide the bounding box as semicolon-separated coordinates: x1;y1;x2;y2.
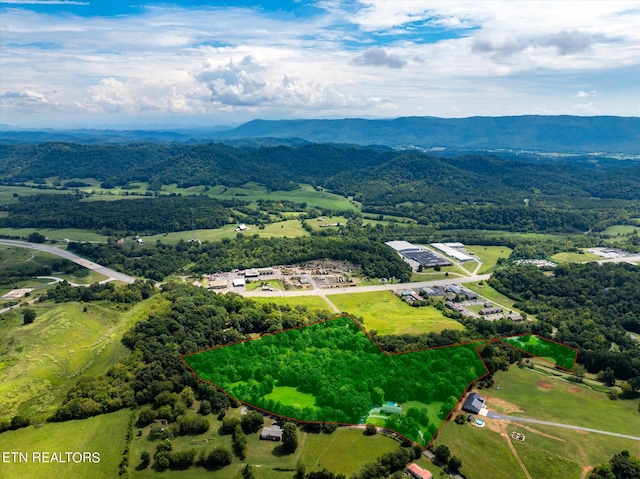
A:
235;223;248;232
407;463;433;479
462;392;485;414
260;425;283;441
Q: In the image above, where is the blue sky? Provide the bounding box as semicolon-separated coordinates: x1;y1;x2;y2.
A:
1;0;638;127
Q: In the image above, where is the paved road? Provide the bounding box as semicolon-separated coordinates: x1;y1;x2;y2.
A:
486;411;640;441
0;239;136;284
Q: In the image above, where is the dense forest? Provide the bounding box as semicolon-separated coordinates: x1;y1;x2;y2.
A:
489;263;640;388
1;142;639;233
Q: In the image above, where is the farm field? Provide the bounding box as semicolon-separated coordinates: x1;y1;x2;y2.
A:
0;409;131;479
601;224;640;236
0;186;73;205
0;296;169;421
326;291;464;335
464;245;513;273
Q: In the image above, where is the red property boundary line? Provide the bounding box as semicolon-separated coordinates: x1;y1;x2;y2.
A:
180;313;578;449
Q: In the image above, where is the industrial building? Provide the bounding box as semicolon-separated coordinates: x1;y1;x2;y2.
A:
385;241;452;268
430;243;475;262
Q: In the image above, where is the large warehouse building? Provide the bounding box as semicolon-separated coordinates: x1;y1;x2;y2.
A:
385;241;452;268
430;243;475;262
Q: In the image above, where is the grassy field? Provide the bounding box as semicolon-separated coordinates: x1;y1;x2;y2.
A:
0;186;73;206
465;281;524;313
248;295;331;311
0;296;169;422
141;219;309;244
465;245;513;273
550;250;602;263
487;366;640;439
411;269;465;282
327;291;464;335
0;227;110;242
436;363;640;478
601;224;639;236
246;279;286;291
0;409;131;479
53;270;110;285
264;386;318;409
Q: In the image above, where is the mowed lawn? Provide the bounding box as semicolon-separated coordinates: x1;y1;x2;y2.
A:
264;386;318;409
0;409;131;479
550;250;602;263
0;296;168;421
327;291;464;335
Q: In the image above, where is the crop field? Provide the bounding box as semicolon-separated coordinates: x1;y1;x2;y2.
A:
184;316;487;446
464;245;513;273
0;296;168;421
326;291;465;335
0;409;131;479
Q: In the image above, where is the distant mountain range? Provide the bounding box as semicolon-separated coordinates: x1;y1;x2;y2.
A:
2;115;639;154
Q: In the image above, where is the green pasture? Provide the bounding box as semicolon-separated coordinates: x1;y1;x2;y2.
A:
601;224;639;236
264;386;318;410
248;295;330;311
0;296;169;421
198;182;357;211
301;428;402;475
550;250;602;263
0;227;110;242
326;291;464;335
489;366;640;438
141;219;308;244
0;409;131;479
0;186;72;205
465;282;524;313
465;245;513;273
500;335;576;371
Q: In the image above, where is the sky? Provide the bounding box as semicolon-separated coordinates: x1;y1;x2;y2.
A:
1;0;639;128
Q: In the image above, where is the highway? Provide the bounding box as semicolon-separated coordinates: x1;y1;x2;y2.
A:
0;239;137;284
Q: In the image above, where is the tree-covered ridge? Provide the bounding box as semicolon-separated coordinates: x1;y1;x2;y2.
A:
183;315;487;445
489;262;640;388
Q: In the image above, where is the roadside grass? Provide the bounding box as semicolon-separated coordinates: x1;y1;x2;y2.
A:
248;295;330;311
411;268;465;282
0;296;169;422
550;250;602;263
264;386;318;410
52;270;110;284
461;261;479;274
0;409;131;479
488;366;640;438
326;291;464;335
0;227;109;242
464;245;513;273
434;421;526;479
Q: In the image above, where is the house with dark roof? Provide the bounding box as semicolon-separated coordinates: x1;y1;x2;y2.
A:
462;392;485;414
